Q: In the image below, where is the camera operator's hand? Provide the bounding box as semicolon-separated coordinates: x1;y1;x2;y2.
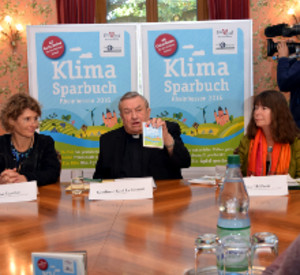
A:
277;40;289;58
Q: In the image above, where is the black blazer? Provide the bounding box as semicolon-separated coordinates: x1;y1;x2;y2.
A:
93;121;191;180
0;132;61;186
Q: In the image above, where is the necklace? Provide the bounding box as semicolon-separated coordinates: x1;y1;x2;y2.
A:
267;146;273;153
10;137;34;171
11;136;34;153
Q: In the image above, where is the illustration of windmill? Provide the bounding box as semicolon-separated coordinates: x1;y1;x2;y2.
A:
197;105;208;124
86;107;96;126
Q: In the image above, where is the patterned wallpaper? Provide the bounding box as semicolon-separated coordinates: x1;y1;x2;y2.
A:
0;0;57;102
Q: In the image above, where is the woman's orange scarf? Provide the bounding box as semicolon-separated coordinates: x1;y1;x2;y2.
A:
247;128;291;176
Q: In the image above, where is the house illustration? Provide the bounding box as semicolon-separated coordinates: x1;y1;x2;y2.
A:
102;108;118;128
214;106;229;126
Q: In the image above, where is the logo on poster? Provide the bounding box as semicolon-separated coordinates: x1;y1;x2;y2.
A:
222;29;229;35
154;33;177;57
37;258;48;270
104;31;121;40
216;28;234;38
43;36;65;59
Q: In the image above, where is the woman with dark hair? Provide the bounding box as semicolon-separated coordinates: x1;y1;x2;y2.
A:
0;93;60;186
238;90;300;178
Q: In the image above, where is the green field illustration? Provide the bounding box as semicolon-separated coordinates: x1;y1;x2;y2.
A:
40;111;244;168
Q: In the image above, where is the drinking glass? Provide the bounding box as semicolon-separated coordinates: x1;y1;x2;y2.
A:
184;233;219;275
215;165;226;186
194;233;219;274
251;232;278;274
71;169;84;195
218;234;251;275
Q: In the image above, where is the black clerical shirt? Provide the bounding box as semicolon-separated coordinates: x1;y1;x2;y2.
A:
120;133;143;177
93;123;191;180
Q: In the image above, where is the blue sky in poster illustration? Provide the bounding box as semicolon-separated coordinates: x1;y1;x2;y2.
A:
43;129;244;148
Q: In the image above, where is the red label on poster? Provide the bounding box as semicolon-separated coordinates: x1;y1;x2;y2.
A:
37;258;48;270
42;36;65;59
154;33;177;57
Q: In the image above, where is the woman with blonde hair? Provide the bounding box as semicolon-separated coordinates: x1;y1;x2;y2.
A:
0;93;60;186
238;90;300;178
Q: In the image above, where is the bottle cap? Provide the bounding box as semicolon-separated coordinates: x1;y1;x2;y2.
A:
227;154;240;165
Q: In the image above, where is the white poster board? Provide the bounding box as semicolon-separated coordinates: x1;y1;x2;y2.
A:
27;21;253;179
27;24;138;179
141;20;253;176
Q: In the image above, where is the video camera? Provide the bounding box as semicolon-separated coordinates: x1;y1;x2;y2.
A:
265;23;300;56
267;39;300;57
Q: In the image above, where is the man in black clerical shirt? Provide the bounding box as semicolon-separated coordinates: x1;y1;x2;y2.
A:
93;91;191;180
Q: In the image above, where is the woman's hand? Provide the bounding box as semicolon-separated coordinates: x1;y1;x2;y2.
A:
0;168;27;184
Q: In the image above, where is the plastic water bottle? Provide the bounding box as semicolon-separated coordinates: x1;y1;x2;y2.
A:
217;155;251;273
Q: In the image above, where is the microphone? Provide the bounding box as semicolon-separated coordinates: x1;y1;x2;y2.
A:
282;24;300;37
265;23;289;37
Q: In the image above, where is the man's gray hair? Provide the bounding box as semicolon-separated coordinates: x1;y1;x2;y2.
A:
118;91;149;111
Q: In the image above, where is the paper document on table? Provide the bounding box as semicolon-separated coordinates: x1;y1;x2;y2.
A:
244;175;288;196
0;181;37;203
287;174;300;189
89;177;154;200
115;177;157;188
188;176;216;185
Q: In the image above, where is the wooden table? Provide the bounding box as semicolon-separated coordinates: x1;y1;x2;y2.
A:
0;180;299;274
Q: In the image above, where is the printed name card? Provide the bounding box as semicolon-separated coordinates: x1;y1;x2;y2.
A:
89;178;154;200
244;175;288;196
0;181;37;203
32;251;87;275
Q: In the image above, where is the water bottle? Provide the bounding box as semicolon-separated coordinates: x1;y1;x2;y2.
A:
217;155;251;273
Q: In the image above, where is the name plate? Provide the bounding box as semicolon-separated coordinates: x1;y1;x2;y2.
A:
89;178;154;200
32;251;87;275
244;175;288;196
0;181;37;203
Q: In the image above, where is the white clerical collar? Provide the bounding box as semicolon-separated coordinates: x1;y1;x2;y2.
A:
132;134;140;139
